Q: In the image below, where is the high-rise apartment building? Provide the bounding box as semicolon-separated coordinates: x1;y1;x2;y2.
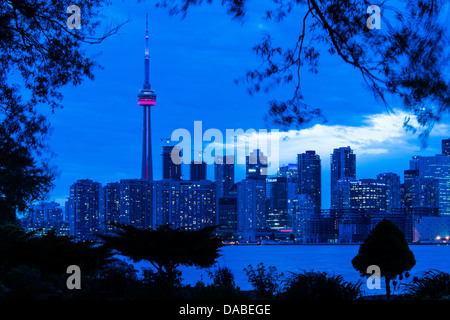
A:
237;178;267;239
102;182;122;233
349;179;387;212
67;179;102;241
331;147;356;209
152;180;216;230
214;155;235;198
119;179;153;229
162;145;182;180
21;202;68;236
402;169;420;209
377;172;401;212
297;150;321;213
266;177;289;230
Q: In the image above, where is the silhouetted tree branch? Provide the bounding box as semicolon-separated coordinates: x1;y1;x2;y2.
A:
155;0;450;146
0;0;128;220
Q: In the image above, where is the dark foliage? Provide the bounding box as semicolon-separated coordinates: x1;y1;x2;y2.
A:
0;224;112;275
0;223;113;299
0;1;127;221
208;265;236;288
244;262;284;299
404;269;450;300
0;125;55;222
281;270;363;301
100;224;223;294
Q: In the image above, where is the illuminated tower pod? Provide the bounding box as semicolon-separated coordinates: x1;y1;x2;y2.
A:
138;14;157;180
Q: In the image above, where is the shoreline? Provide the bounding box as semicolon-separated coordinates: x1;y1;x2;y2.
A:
222;241;450;246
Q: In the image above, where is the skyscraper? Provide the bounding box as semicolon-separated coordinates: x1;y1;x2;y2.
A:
138;14;157;180
410;154;450;214
102;182;121;234
442;138;450;156
402;169;419;209
331;147;356;209
266;177;289;230
297;150;321;213
152;180;217;230
217;196;238;237
21;202;68;236
67;179;102;241
214;155;235;198
190;161;207;181
246;149;268;180
237;178;267;240
162;145;182;180
120;179;153;229
350;179;387;212
277;163;298;182
377;172;401;212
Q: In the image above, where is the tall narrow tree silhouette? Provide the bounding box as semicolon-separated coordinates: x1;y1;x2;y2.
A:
352;219;415;300
100;224;223;297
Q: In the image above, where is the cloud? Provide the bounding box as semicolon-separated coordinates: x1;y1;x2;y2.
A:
212;109;449;170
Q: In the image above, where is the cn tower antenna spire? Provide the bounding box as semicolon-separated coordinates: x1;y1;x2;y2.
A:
144;12;150;89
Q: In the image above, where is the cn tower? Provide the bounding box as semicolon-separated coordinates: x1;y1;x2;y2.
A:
138;13;156;180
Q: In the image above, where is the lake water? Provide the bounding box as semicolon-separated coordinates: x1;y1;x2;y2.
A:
129;244;450;295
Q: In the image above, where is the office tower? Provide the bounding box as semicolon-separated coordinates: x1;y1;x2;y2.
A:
102;182;122;233
190;161;207;181
67;179;102;241
152;180;216;230
217;196;238;237
297;150;321;213
138;14;157;180
120;179;153;229
266;177;289;230
377;172;401;212
411;177;439;209
402;169;419;208
246;149;268;180
237;178;267;239
277;163;298;182
215;155;235;198
162;145;182;180
349;179;387;212
410;154;450;214
292;194;315;243
331;147;356;209
332;178;354;210
442;138;450;155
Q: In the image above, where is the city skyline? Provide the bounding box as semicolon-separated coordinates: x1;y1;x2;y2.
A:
6;0;450;305
44;1;450;209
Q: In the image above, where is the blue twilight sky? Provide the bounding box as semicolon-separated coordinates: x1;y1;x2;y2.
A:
43;0;450;208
